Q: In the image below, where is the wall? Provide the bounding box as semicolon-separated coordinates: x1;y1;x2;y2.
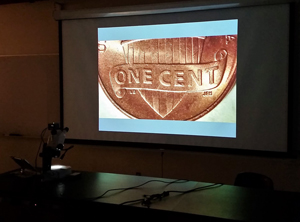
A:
0;1;60;137
0;0;300;193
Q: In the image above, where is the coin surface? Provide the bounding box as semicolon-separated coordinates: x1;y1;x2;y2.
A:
98;35;237;120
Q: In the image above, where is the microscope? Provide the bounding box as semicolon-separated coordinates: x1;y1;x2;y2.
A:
39;123;72;180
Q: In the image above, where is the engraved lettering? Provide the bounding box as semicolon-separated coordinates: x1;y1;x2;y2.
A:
128;68;140;84
143;69;152;84
114;70;126;85
174;70;184;87
129;90;136;94
188;69;202;87
112;65;223;88
203;91;213;97
206;66;218;84
159;71;171;86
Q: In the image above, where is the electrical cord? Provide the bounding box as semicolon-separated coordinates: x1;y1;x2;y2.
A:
88;179;189;201
167;183;223;194
120;183;224;208
119;198;145;206
35;127;48;169
60;145;74;160
141;191;170;208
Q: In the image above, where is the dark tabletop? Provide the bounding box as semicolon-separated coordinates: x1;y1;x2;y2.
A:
0;170;299;222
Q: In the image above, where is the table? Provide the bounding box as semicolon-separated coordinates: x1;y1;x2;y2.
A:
0;170;299;222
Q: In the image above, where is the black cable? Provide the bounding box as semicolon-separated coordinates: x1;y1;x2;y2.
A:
120;183;223;207
34;127;47;169
141;191;170;207
40;127;48;144
119;198;145;206
60;145;74;160
89;179;188;201
167;183;224;194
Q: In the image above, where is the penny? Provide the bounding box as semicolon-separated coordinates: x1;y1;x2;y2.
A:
98;35;237;120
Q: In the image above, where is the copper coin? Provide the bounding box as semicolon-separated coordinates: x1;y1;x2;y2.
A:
98;35;237;120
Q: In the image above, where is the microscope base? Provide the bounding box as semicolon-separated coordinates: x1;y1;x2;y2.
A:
42;165;72;181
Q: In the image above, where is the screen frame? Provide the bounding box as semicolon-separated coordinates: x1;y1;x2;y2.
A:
56;0;297;157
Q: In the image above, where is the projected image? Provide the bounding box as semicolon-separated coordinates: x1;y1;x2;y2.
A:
98;20;237;137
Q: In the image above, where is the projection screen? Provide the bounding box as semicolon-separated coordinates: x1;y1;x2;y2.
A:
58;2;290;152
